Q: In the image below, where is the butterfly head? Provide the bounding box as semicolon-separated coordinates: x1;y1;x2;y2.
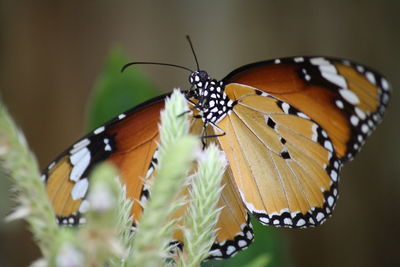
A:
189;70;210;88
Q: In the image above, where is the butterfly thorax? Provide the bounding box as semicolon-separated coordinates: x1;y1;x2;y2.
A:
187;70;235;124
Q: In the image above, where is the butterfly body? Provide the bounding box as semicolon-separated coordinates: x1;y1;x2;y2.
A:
187;70;235;126
43;56;390;259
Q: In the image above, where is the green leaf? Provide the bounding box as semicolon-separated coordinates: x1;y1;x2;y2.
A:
86;47;160;130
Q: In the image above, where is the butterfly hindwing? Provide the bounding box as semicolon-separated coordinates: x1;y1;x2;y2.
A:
216;83;340;227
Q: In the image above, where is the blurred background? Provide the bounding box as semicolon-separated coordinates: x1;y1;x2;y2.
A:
0;1;399;266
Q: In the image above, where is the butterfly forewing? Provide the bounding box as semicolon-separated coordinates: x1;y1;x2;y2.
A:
43;94;253;259
44;95;167;224
223;56;390;162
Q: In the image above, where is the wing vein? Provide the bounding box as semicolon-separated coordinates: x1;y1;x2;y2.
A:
228;113;270;213
269;149;291;212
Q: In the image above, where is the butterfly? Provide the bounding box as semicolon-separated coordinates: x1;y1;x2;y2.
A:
42;39;390;259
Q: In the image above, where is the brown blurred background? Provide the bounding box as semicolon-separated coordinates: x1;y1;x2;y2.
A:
0;1;399;266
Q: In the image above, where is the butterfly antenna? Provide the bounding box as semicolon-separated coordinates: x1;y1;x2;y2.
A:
121;62;193;73
186;35;200;71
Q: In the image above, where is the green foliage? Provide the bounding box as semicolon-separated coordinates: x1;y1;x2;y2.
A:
86;47;159;130
0;103;133;265
179;144;227;267
130;90;199;266
0;101;59;257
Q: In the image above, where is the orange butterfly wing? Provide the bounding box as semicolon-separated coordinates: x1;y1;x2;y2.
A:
44;96;166;224
214;56;390;228
43;94;253;259
223;57;390;161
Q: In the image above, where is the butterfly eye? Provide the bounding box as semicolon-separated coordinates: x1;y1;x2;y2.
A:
198;70;208;80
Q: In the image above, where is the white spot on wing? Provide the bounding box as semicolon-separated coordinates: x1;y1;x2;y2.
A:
70;147;90;165
70;138;90;155
118;113;126;120
294;57;304;62
297;112;309;119
382;93;390;104
238;240;247;247
339;89;359;105
319;64;337;74
310;57;330;65
226;245;236;255
71;178;89;200
210;249;223;257
322;72;347;88
70;151;91;182
48;161;56;170
72;138;90;150
296;219;306;227
365;71;376;84
334;161;339;169
361;124;369;134
381;78;390;91
326;207;331;213
283;217;292;225
356;65;365;72
324;140;333;152
316;212;325;222
350;115;359;126
330;170;338;182
355;107;366;120
146;166;155;178
342;60;351;65
259;217;269;224
246;230;253;240
335;100;344;109
311;124;318;141
281;102;290;114
93;126;105;135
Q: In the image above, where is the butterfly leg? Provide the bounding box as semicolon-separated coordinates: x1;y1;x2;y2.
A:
201;122;226;139
199;122;225;149
177;97;201;118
